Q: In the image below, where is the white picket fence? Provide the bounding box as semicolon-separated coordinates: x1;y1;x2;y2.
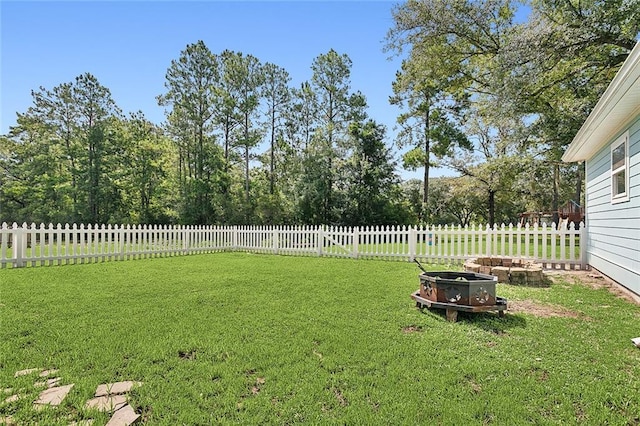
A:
0;222;586;269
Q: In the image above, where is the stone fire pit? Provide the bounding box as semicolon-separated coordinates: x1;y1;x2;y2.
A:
464;257;546;286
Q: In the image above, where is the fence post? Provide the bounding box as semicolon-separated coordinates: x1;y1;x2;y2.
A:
273;227;279;255
352;227;359;259
317;225;324;257
119;225;125;261
232;226;238;251
579;221;588;270
408;226;417;262
13;223;26;268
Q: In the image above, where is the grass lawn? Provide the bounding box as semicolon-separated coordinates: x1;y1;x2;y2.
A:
1;253;638;424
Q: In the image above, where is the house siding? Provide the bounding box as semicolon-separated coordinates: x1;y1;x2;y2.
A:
585;116;640;295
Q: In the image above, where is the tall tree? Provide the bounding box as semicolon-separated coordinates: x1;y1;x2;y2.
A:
213;50;242;172
73;73;120;223
390;59;470;223
227;52;264;216
386;0;639;225
305;49;367;223
501;0;639;221
448;112;528;225
262;62;291;195
344;120;405;225
158;40;223;224
4;73;120;223
287;82;318;154
26;80;81;220
119;112;177;223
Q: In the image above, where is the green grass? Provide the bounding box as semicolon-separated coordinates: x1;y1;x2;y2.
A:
1;254;638;424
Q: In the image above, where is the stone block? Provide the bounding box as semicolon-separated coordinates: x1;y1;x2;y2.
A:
86;395;128;413
465;263;480;273
491;267;510;283
0;416;16;426
106;404;140;426
14;368;40;377
491;258;502;266
509;269;528;285
4;394;21;404
95;381;143;397
39;369;58;378
479;266;492;275
34;384;74;406
34;377;61;388
529;270;543;280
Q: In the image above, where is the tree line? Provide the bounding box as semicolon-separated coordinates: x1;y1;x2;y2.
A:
387;0;638;225
0;47;411;226
1;0;637;227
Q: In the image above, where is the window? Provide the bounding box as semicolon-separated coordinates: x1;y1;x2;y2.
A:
611;132;629;203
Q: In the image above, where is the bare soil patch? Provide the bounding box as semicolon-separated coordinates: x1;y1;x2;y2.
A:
402;325;423;333
508;299;581;319
546;270;640;305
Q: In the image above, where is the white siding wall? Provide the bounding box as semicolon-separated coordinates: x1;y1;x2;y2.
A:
585;116;640;295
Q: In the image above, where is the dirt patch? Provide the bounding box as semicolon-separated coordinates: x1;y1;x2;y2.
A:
546;270;640;305
332;387;348;407
178;349;197;360
402;325;423;333
508;299;581;319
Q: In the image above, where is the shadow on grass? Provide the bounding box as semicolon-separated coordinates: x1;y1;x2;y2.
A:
418;307;528;332
463;311;528;333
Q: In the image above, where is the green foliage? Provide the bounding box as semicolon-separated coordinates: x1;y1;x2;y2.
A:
299;50;368;224
343;120;406;225
390;52;471;222
159;41;223;225
262;62;292;195
0;73;122;224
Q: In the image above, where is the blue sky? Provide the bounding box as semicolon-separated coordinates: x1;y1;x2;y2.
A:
0;0;444;179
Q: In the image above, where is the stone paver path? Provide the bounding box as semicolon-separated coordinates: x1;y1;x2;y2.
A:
86;380;144;424
4;368;143;425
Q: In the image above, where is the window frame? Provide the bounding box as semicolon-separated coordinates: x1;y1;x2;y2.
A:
610;131;630;204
